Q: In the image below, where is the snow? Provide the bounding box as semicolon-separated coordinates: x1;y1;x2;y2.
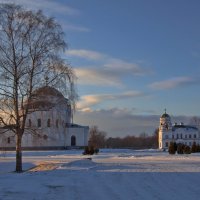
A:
1;149;200;200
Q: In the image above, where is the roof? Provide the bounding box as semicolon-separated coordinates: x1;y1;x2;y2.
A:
32;86;64;98
161;113;170;118
24;86;69;110
173;124;198;131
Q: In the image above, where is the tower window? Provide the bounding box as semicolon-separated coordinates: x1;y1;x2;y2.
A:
56;119;59;128
37;119;41;127
47;119;51;127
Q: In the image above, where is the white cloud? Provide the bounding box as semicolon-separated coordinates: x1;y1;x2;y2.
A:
74;108;194;137
67;49;150;88
0;0;80;16
62;24;90;32
74;68;123;87
104;58;145;76
74;108;160;137
77;91;145;110
66;49;148;76
0;1;90;33
67;49;105;61
149;77;197;90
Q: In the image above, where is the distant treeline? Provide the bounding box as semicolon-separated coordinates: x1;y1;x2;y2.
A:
89;126;159;149
105;135;158;149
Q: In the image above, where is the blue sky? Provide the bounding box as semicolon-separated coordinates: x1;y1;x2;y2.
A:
2;0;200;136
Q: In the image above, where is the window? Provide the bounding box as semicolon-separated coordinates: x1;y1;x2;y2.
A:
56;119;59;128
177;134;179;139
47;119;51;127
180;134;182;139
194;134;196;139
165;142;168;147
165;135;168;139
7;137;10;144
185;135;187;139
37;119;41;127
172;135;174;139
189;134;191;139
28;119;31;127
71;135;76;146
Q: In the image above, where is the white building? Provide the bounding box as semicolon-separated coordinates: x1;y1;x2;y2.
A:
0;86;89;150
158;110;199;150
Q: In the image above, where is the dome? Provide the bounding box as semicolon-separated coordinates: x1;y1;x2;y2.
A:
32;86;64;98
161;109;170;118
161;113;170;118
24;86;69;110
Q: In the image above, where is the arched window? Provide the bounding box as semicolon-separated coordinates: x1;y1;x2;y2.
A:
56;119;59;128
28;119;31;127
71;135;76;146
37;119;41;127
47;119;51;127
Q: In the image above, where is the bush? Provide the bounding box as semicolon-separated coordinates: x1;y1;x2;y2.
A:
83;146;99;155
183;145;191;154
191;142;197;153
177;143;185;154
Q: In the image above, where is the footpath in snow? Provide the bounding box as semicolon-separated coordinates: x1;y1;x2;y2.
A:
1;149;200;200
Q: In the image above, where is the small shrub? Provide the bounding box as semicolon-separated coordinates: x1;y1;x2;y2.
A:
83;146;96;155
183;145;191;154
177;143;184;154
191;142;197;153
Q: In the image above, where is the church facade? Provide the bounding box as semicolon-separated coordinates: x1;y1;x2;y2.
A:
158;110;199;150
0;86;89;150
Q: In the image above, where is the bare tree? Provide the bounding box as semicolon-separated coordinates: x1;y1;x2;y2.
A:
0;4;76;172
88;126;107;149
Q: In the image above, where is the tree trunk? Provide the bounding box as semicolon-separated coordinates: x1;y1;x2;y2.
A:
16;134;23;172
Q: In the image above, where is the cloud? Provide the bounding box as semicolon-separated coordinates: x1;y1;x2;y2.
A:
104;58;145;76
66;49;148;76
74;108;160;137
149;76;198;90
0;1;90;33
74;108;195;137
74;68;123;87
62;24;90;32
77;91;145;110
67;49;105;61
1;0;80;16
67;49;150;88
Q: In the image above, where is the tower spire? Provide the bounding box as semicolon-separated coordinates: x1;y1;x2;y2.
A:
164;108;167;114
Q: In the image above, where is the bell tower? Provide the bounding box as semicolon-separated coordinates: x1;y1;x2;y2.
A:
159;109;172;149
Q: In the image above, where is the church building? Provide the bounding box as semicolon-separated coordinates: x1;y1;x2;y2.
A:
0;86;89;150
158;110;199;150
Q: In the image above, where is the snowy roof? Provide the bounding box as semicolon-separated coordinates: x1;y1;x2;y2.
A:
24;86;69;110
32;86;64;98
172;124;198;131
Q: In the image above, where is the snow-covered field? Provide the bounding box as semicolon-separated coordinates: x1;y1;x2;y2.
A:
1;149;200;200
